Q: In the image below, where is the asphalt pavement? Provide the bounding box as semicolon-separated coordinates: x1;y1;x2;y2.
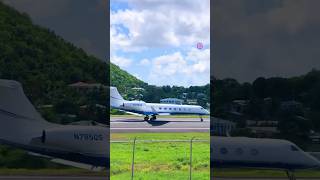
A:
110;116;210;132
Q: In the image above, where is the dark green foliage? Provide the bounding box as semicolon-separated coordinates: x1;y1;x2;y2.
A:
0;2;108;105
110;63;146;93
213;69;320;136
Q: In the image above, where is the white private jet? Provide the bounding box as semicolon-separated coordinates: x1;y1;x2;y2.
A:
0;80;108;170
110;86;209;121
211;136;320;180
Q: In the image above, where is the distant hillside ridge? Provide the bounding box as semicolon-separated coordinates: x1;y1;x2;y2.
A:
0;2;146;103
110;63;147;93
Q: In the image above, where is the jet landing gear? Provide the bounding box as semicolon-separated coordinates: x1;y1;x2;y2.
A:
144;115;156;121
200;116;204;122
150;115;157;121
286;170;296;180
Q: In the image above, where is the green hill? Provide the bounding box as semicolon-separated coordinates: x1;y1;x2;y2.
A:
110;63;146;93
0;2;144;103
0;1;149;124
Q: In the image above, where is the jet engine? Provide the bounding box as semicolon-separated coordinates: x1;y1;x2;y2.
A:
40;126;108;155
122;101;146;110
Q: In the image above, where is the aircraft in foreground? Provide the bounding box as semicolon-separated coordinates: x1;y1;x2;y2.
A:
110;86;209;121
211;136;320;180
0;80;108;170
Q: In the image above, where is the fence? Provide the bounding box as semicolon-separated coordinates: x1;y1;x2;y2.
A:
111;138;210;180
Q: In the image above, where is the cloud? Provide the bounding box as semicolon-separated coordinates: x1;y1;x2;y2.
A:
111;0;210;86
147;48;210;86
111;55;132;68
111;0;210;52
187;48;210;74
139;59;150;66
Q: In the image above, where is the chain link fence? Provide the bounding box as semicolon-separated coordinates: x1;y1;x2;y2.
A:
111;138;210;180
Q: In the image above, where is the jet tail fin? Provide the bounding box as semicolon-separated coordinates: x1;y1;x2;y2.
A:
110;86;125;108
0;80;43;121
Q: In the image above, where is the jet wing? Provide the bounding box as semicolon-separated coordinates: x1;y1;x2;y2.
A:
118;110;143;116
157;113;171;116
28;152;103;170
51;159;105;171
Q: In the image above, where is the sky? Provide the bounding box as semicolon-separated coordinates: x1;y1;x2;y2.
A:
213;0;320;83
110;0;210;87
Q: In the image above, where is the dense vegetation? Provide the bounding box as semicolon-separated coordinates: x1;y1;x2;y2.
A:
0;2;113;124
213;69;320;147
110;63;146;92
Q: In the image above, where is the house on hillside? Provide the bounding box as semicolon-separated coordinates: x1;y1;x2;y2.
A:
280;100;303;112
160;98;183;105
69;82;107;92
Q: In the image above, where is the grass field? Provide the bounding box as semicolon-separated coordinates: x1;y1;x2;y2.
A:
110;132;210;180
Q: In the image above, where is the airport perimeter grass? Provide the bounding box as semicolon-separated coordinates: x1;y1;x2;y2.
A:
110;132;210;180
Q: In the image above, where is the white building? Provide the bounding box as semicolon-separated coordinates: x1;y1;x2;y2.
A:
160;98;183;105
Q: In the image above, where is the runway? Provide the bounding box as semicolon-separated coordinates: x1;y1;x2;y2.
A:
110;116;210;132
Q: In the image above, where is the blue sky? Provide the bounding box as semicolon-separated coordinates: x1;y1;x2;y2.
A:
110;0;210;87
